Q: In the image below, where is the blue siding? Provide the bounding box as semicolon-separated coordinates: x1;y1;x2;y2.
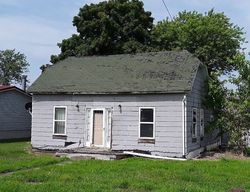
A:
0;90;31;140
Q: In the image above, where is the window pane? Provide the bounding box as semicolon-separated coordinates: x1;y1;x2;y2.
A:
55;108;65;120
193;109;197;123
193;116;196;122
192;123;196;136
54;121;65;134
200;109;204;136
140;109;153;122
140;124;153;138
192;108;197;138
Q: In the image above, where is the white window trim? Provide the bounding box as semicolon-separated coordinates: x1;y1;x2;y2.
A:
192;108;197;139
200;108;204;137
53;106;67;136
138;107;155;139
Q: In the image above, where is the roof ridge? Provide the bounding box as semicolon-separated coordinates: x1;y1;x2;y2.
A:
56;50;191;62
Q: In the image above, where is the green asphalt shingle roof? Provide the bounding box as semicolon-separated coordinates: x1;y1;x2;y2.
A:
28;51;203;94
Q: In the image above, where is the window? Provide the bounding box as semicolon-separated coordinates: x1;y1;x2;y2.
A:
200;109;204;137
53;107;66;135
139;108;155;139
192;108;197;138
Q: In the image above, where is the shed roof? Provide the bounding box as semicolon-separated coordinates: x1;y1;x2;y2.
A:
28;51;204;94
0;85;13;91
0;85;31;96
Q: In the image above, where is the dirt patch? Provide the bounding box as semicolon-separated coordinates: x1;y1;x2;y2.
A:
197;150;250;160
26;147;57;157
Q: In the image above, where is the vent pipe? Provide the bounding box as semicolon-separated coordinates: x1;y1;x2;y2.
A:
21;75;27;92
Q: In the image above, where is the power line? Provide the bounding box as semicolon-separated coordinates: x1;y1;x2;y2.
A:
162;0;173;21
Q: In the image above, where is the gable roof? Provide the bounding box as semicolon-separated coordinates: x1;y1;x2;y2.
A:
28;51;205;95
0;85;31;97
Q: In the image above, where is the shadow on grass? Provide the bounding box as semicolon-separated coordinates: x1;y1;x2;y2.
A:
0;138;31;143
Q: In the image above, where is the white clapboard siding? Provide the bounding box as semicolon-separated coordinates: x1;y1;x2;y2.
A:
186;66;220;153
32;94;184;157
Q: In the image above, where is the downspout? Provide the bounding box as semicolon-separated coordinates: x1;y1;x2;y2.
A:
123;151;187;161
182;95;187;157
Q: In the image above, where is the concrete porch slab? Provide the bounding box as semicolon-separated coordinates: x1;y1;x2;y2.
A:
55;147;130;160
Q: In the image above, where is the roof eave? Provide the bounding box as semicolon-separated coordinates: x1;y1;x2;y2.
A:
0;87;31;97
28;90;191;95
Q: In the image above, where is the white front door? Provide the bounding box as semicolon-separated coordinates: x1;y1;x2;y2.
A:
92;110;104;146
85;108;112;148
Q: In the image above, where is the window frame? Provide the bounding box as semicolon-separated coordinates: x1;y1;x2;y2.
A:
200;108;204;137
138;107;155;139
192;108;198;139
53;106;67;136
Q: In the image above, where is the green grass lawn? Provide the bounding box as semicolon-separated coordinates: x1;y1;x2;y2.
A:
0;141;250;192
0;141;66;174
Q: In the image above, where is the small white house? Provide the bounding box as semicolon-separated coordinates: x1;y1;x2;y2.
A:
28;51;220;158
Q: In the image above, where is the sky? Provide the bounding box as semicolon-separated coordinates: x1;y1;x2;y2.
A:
0;0;249;86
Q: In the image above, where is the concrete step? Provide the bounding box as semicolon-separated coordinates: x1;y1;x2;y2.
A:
55;152;130;160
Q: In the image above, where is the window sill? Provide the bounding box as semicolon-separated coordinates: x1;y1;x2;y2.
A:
138;138;155;144
53;134;67;140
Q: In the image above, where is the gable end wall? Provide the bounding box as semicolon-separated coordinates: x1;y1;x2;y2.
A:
186;66;220;154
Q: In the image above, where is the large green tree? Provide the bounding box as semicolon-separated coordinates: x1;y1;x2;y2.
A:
153;9;249;151
153;9;245;74
210;56;250;152
0;49;29;85
51;0;154;63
